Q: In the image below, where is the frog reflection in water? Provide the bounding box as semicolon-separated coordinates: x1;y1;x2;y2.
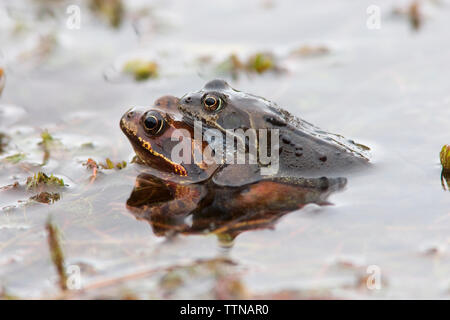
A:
120;95;350;241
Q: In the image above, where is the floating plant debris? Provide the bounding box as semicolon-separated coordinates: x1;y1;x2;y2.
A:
393;1;423;31
0;182;19;191
80;142;95;149
90;0;124;28
2;153;26;164
290;45;330;58
0;133;10;154
408;1;422;30
217;52;281;78
247;52;275;74
440;145;450;191
46;218;67;291
83;158;127;183
216;54;244;79
100;157;127;170
26;172;65;190
84;158;127;171
440;145;450;172
122;59;158;81
38;129;61;165
0;67;5;95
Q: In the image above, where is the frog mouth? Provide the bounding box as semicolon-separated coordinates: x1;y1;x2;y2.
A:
120;118;188;176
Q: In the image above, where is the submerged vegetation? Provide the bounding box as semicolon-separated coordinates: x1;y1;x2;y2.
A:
30;191;61;204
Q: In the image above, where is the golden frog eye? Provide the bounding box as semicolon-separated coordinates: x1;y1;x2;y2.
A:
203;95;222;112
143;111;166;135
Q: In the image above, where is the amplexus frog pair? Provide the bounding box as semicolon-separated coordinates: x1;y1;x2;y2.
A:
120;80;369;237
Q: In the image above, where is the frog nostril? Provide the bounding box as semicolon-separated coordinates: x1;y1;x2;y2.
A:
127;111;135;119
185;96;192;103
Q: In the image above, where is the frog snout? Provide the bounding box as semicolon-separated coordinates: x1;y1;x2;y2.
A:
122;107;144;122
125;109;135;120
120;108;142;130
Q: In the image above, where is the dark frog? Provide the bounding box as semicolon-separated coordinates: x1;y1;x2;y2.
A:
178;79;370;177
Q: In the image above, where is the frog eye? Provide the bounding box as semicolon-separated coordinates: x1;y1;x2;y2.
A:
203;95;222;112
143;111;166;135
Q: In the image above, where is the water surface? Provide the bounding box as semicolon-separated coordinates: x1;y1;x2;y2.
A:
1;0;449;299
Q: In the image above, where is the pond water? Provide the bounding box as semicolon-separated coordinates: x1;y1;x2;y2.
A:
0;0;450;299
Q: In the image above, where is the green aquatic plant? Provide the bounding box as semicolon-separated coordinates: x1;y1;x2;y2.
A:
40;129;54;145
123;59;158;81
26;172;65;190
217;52;280;78
90;0;124;28
440;145;450;172
216;54;244;79
100;158;127;170
247;53;274;74
38;129;62;165
2;153;26;164
103;158;115;169
82;158;127;183
440;145;450;191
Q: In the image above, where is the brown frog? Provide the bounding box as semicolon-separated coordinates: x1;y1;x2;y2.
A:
120;95;220;183
120;97;347;240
